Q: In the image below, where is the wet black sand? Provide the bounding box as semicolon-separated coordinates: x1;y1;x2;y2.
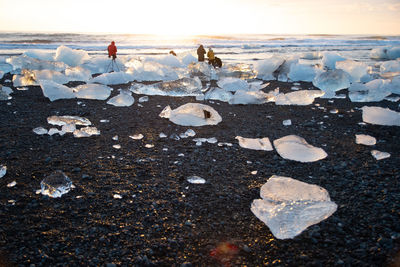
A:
0;73;399;266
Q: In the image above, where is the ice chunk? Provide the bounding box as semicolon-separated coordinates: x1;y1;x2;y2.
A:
283;119;292;126
6;55;66;72
371;150;391;160
113;194;123;199
348;79;391;102
34;69;71;84
0;165;6;178
380;60;400;74
107;90;135;107
275;90;324;105
48;115;91;126
73;127;100;138
74;84;112;100
322;52;346;70
130;134;144;140
313;70;351;98
12;70;38;87
40;80;75;101
180;129;196;138
48;128;65;136
41;170;72;198
33;127;48;135
362;106;400;126
7;181;17;187
204;87;233;102
138;96;149;103
187;175;206;184
130;77;203;97
254;56;285;81
235;136;273;151
113;144;121;149
65;66;92;81
61;123;76;133
54;45;90;67
288;63;319;82
188;62;217;82
145;144;154;148
181;53;197;66
372;47;400;60
273;135;328;162
159;132;167;138
90;72;134;85
217;77;250;92
159;103;222;126
193;137;218;145
0;86;12;100
23;50;54;61
251;175;337;239
229;90;276;105
336;60;369;83
127;59;180;82
355;134;376;146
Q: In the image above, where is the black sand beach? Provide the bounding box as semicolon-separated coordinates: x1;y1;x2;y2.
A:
0;73;399;266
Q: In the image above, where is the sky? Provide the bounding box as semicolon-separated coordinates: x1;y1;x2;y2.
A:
0;0;399;35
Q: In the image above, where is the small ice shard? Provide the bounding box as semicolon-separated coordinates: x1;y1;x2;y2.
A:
73;127;100;138
273;135;328;162
112;135;119;141
0;165;6;178
107;90;135;107
159;103;222;126
100;119;110;123
206;137;218;144
283;119;292;126
330;109;339;114
33;127;48;135
170;133;181;140
61;123;76;133
40;170;72;198
178;153;185;157
251;171;258;175
113;144;121;149
159;132;167;138
179;129;196;138
251;175;337;239
130;134;144;140
47;115;91;126
113;194;122;199
7;180;17;187
371;150;391;160
235;136;273;151
187;175;206;184
138;96;149;103
355;134;376;146
145;144;154;148
218;142;233;147
362;106;400;126
48;128;65;136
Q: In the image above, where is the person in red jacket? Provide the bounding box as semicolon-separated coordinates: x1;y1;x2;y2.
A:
108;41;117;60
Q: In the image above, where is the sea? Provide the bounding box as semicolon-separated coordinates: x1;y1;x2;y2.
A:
1;32;400;66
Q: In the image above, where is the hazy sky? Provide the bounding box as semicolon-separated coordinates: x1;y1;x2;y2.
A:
0;0;399;35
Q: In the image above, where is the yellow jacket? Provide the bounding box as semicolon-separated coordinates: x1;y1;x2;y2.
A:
207;50;215;60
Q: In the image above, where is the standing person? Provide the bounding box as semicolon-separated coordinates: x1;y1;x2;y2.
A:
207;47;215;66
108;41;117;60
197;44;206;62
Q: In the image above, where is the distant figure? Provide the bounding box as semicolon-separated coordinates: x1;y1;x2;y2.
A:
213;57;222;68
108;41;117;60
197;45;206;62
169;50;177;56
207;48;215;65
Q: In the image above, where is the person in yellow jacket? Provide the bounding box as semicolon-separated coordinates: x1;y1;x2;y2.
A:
207;48;215;65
